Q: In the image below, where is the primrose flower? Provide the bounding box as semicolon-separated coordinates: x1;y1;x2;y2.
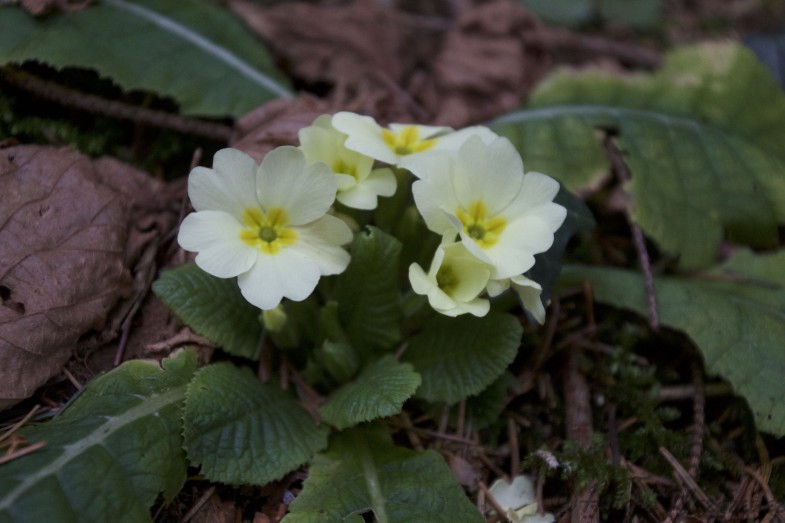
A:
412;136;566;280
299;114;396;210
178;147;352;310
488;475;555;523
331;111;498;173
487;275;546;325
409;243;491;317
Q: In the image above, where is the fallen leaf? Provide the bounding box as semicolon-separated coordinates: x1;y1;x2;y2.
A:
418;0;550;127
231;95;332;162
0;145;179;409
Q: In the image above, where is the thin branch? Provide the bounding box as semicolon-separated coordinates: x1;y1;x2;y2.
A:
2;66;232;142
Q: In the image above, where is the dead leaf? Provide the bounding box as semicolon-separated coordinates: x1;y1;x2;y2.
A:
231;95;331;162
0;145;179;409
418;0;550;127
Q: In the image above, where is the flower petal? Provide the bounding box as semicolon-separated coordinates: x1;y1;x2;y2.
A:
332;112;398;164
511;275;545;325
178;211;257;278
188;149;259;218
237;248;321;310
290;215;352;275
256;146;336;225
453;136;524;215
412;159;461;234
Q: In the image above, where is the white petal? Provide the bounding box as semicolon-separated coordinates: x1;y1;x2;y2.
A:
188;149;259;218
430;125;498;152
388;122;451;139
454;137;524;215
290;215;352;275
503;216;556;254
486;278;511;297
336;168;397;210
409;263;435;295
483;238;536;280
412;163;460;234
256;146;336;225
332;112;398;165
456;298;491;317
503;172;564;224
178;211;257;278
511;275;546;325
238;248;321;310
334;173;357;191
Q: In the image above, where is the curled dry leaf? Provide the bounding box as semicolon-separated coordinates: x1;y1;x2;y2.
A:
0;145;179;409
417;0;550;127
231;95;332;162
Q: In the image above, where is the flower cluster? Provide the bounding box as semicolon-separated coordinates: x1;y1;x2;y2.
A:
178;112;566;322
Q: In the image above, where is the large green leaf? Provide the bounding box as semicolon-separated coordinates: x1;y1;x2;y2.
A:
0;350;196;522
402;312;523;405
183;363;329;485
283;426;484;523
334;227;402;355
492;43;785;269
560;249;785;436
0;0;292;117
152;263;263;360
319;356;421;430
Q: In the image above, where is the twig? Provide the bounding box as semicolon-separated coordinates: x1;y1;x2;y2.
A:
478;481;510;521
2;66;232;142
0;440;47;465
61;367;83;390
657;382;733;401
658;446;715;512
507;416;520;479
604;137;659;331
0;405;40;445
563;348;599;523
182;486;216;523
521;28;662;69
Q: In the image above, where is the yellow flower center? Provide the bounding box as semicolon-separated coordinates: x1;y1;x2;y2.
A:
456;201;507;249
382;126;436;156
435;264;458;295
239;207;297;255
333;158;357;179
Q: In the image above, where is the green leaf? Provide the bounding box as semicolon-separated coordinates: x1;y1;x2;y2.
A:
402;312;523;405
283;426;484;523
152;263;263;360
0;350;196;522
0;0;292;117
560;249;785;436
492;42;785;269
528;185;595;304
183;363;329;485
319;356;421;430
334;227;402;355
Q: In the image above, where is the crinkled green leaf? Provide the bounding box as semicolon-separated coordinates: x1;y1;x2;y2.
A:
528;185;594;304
0;0;291;117
334;227;402;355
492;42;785;269
319;356;421;430
183;363;328;485
560;249;785;436
402;312;523;405
152;263;263;360
282;425;484;523
0;350;196;523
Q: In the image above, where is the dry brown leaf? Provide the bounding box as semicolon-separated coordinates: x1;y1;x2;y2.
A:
0;145;179;409
231;95;332;162
418;0;550;127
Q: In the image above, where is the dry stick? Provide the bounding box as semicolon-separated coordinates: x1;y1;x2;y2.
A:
2;66;233;142
181;486;216;523
563;349;599;523
478;481;510;521
604;137;660;331
521;28;663;69
658;446;715;513
0;440;47;465
667;364;706;521
0;405;40;445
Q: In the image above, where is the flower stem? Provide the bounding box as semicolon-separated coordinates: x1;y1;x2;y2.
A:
353;430;389;523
